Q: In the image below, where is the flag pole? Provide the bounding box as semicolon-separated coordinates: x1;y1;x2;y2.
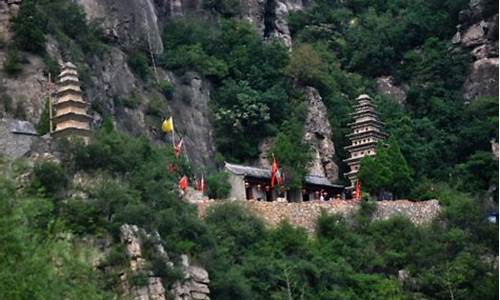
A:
171;118;175;147
48;73;53;134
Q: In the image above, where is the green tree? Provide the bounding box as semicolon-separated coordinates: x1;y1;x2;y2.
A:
36;98;51;135
358;139;413;198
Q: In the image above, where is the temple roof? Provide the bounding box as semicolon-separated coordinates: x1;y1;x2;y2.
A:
224;162;271;179
62;62;77;69
8;119;37;135
224;162;344;188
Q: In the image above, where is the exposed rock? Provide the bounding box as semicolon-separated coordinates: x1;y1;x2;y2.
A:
491;139;498;160
119;224;210;300
303;86;338;182
77;0;164;53
0;0;20;42
242;0;307;48
376;76;408;104
166;72;216;169
172;254;211;300
257;137;273;168
463;57;499;101
453;0;498;102
0;52;48;124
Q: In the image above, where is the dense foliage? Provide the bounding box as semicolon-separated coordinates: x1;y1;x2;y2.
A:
1;0;498;299
0;164;117;299
201;194;497;300
358;139;413;199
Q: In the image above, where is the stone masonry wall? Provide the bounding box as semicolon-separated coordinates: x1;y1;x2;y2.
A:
196;199;440;234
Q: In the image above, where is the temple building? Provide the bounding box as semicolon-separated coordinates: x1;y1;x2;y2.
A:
224;162;344;202
343;94;387;189
51;62;92;140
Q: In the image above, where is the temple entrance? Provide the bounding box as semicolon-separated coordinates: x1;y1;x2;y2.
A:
266;190;273;202
245;186;253;200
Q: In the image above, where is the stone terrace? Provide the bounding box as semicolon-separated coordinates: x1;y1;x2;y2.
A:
196;199;441;234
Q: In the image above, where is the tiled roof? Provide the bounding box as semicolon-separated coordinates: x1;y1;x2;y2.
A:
224;162;344;188
8;119;38;135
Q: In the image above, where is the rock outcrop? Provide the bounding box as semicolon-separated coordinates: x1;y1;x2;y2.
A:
303;87;339;182
77;0;164;53
376;76;408;104
242;0;307;48
452;0;498;102
0;0;20;41
166;72;217;169
119;224;211;300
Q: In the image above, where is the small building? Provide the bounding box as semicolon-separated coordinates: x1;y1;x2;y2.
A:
0;118;38;158
51;62;92;140
224;162;344;202
343;94;387;189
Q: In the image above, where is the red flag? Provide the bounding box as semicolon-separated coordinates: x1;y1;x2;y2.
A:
271;155;278;188
174;138;184;159
201;175;206;193
354;179;361;200
179;176;188;191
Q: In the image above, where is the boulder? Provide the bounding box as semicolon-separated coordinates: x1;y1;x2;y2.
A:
303;87;339;182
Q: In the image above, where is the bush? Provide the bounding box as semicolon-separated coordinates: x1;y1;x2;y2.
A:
205;172;231;199
145;97;166;117
3;47;22;75
128;50;150;80
36;98;50;135
159;80;174;98
32;161;68;196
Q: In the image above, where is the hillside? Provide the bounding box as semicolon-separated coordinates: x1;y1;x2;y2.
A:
0;0;498;299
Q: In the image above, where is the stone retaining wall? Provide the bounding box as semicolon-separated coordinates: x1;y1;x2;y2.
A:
196;199;441;234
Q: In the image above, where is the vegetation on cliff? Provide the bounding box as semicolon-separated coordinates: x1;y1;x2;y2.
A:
0;0;498;299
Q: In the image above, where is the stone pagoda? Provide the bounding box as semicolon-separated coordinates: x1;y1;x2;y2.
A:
51;62;92;140
343;94;387;189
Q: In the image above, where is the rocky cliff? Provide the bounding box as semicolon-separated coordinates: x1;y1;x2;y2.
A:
453;0;498;102
303;87;338;182
0;0;308;168
120;224;211;300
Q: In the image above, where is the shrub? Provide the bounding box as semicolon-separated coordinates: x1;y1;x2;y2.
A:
145;97;166;117
127;50;149;80
32;161;68;196
159;80;174;98
36;98;50;135
3;47;22;75
205;172;231;199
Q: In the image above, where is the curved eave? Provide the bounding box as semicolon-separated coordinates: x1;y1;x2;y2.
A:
52;112;93;122
350;110;380;118
347;130;388;139
353;103;375;109
57;88;82;97
347;119;385;127
52;127;91;138
59;78;80;85
344;141;378;150
342;153;376;163
53;99;87;108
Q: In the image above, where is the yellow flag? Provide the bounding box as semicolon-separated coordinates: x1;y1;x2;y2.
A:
161;117;174;133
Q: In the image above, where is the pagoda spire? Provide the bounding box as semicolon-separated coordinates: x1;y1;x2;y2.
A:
51;62;92;141
343;94;387;190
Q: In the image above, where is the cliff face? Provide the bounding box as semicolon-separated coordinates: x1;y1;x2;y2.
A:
0;0;308;169
453;0;498;102
303;87;338;182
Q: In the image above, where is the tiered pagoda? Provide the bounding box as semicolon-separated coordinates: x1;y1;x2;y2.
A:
51;62;92;140
343;94;387;189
